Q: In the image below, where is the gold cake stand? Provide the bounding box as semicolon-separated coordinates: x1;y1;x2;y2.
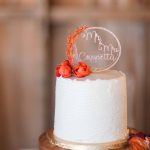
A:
39;128;140;150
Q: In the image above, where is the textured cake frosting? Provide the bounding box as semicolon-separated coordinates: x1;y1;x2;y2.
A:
54;70;128;143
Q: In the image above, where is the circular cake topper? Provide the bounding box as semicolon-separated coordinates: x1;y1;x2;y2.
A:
69;27;121;72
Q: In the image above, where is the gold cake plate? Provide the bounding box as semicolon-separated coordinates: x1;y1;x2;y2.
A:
39;129;133;150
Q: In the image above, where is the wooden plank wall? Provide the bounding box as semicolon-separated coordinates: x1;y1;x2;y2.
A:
0;19;47;149
0;0;150;149
0;0;48;149
145;25;150;133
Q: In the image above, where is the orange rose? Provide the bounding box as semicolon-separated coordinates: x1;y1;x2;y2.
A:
60;60;70;66
73;62;91;78
128;137;147;150
56;60;72;78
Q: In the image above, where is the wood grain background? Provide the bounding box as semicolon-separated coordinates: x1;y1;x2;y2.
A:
0;0;150;149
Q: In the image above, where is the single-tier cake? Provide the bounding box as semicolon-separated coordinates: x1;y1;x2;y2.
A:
54;70;128;144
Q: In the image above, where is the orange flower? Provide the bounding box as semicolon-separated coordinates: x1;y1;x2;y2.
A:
56;60;72;78
73;62;91;78
128;137;147;150
60;60;70;66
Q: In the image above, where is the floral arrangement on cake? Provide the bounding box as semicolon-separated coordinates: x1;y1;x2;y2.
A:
56;26;91;78
56;60;91;78
128;128;150;150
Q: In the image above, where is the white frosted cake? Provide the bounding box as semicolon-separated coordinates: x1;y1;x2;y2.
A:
54;70;128;144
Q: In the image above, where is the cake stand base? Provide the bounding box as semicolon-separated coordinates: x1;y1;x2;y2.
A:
39;129;133;150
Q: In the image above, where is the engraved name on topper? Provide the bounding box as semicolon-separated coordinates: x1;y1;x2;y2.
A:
73;27;121;72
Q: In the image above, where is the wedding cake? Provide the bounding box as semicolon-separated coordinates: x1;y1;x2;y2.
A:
53;26;128;148
54;70;128;143
38;26;150;150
